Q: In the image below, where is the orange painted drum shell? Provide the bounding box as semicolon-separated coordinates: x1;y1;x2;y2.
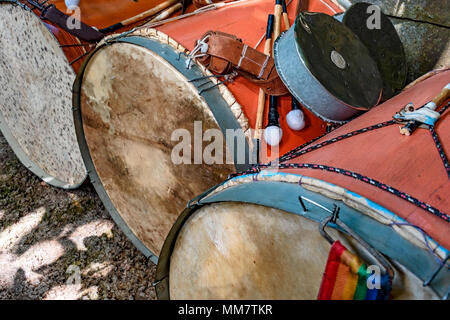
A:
157;0;343;159
283;70;450;250
50;0;182;29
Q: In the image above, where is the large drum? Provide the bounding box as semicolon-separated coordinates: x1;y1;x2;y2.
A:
0;0;175;188
155;70;450;299
0;0;88;188
73;0;335;261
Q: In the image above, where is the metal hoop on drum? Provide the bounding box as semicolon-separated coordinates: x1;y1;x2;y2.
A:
72;29;252;263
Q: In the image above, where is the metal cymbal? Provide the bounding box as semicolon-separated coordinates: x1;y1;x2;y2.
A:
294;12;383;110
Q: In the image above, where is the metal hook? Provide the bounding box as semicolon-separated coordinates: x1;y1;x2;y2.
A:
199;80;227;95
319;210;395;279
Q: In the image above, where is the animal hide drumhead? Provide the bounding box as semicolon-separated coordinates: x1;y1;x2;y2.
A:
77;41;235;258
169;202;438;300
0;3;86;188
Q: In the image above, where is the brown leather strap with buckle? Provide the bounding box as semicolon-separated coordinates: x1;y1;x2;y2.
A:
196;31;288;96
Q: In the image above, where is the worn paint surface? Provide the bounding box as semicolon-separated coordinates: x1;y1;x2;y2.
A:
80;43;234;256
0;4;86;186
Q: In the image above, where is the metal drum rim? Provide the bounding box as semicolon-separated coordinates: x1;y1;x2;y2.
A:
72;33;252;264
155;172;448;300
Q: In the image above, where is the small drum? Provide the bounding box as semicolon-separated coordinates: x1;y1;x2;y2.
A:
0;0;87;188
73;0;332;261
155;70;450;299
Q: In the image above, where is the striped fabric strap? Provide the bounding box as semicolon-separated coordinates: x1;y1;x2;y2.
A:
317;241;391;300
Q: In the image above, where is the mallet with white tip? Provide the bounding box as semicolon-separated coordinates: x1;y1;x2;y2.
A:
287;97;305;131
264;96;283;147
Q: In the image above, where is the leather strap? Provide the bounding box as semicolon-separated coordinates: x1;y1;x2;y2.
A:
41;5;105;43
196;31;288;96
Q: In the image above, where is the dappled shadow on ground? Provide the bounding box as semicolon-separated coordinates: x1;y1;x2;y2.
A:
0;133;157;300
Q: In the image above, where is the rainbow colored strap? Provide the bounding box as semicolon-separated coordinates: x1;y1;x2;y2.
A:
317;240;391;300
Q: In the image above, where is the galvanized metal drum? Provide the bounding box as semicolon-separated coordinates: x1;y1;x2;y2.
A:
0;0;87;188
274;12;383;123
155;69;450;300
73;0;333;262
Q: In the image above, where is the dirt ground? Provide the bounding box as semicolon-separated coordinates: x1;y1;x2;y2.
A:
0;132;157;300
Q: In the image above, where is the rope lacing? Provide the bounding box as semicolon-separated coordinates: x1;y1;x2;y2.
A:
230;100;450;223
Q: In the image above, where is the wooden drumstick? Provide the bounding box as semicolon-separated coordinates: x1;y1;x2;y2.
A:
149;2;182;22
273;0;283;48
99;0;181;33
281;0;290;29
400;83;450;136
255;14;274;141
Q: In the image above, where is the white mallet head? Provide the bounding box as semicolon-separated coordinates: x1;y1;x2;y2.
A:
264;125;283;147
286;109;305;131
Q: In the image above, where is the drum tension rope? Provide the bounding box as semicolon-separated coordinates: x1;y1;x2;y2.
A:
231;101;450;224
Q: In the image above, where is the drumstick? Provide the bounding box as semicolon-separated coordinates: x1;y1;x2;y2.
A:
255;14;274;141
280;2;306;131
263;2;283;147
149;2;182;22
99;0;181;33
273;0;283;48
281;0;290;29
400;83;450;136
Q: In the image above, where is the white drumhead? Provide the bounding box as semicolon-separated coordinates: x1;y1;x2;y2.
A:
169;202;438;299
0;3;86;188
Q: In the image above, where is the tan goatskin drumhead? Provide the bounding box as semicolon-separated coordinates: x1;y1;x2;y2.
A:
169;202;438;300
79;42;235;257
0;3;86;188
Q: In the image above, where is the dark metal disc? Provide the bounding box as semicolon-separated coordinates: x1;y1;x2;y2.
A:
294;12;382;110
343;2;407;100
